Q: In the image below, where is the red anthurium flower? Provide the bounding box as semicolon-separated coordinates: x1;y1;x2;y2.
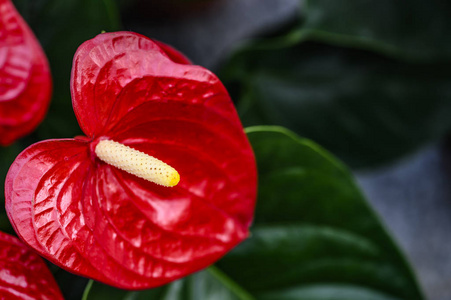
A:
5;31;257;289
0;231;63;299
0;0;52;145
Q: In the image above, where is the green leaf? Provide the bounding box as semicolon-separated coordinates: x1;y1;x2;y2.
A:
258;284;400;300
12;0;121;139
302;0;451;62
216;126;423;299
84;267;254;300
84;126;423;300
222;35;451;168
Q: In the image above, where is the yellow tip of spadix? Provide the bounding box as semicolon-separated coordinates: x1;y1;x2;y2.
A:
95;140;180;187
168;171;180;187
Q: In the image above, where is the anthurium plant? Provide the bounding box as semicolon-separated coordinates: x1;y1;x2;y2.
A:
5;31;257;290
0;1;430;299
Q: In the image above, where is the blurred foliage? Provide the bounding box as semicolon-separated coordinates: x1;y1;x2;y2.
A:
220;0;451;168
118;0;217;22
302;0;451;62
84;127;423;300
0;142;21;234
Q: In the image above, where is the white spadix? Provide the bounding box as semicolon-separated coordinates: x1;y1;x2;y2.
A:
95;140;180;187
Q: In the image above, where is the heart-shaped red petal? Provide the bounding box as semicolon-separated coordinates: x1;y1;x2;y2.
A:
71;31;201;138
0;231;63;299
0;0;52;145
6;32;257;289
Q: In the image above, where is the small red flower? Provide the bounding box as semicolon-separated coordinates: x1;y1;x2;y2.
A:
0;0;52;146
5;32;257;289
0;231;63;299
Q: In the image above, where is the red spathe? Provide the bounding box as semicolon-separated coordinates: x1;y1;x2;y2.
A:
0;0;52;145
5;32;257;289
0;231;63;299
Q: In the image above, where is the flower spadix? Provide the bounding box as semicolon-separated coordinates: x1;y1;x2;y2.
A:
95;140;180;187
6;31;257;290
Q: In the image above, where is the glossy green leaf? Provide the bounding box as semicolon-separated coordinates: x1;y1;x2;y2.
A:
217;126;423;299
12;0;121;139
84;127;423;300
302;0;451;62
258;284;400;300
